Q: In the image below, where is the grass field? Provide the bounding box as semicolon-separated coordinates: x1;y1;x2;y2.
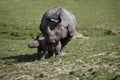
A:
0;0;120;80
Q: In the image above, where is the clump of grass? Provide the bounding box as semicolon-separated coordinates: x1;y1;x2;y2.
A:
34;73;45;79
54;74;69;80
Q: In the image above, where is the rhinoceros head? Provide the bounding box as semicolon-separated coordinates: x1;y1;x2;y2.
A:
46;26;61;43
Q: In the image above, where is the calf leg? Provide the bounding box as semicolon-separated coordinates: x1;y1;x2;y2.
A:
45;51;54;59
37;50;46;60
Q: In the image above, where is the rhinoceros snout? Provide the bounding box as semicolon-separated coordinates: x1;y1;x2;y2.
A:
49;39;57;43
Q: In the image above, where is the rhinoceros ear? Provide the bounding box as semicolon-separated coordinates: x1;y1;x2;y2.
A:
50;8;62;23
50;17;61;23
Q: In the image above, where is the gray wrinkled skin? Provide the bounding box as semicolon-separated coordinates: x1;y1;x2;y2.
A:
40;7;76;50
28;36;61;60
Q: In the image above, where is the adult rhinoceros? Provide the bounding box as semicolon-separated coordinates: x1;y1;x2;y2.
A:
39;7;76;54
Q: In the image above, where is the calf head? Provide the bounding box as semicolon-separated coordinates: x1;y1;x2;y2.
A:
28;35;40;48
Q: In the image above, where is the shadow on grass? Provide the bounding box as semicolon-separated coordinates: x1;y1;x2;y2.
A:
1;53;38;63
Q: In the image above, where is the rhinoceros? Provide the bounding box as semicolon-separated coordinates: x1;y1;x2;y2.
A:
40;7;76;53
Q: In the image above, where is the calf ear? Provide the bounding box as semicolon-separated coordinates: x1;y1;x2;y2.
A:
30;34;35;39
32;36;35;39
36;35;39;40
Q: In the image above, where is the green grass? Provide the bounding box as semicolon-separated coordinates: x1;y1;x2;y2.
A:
0;0;120;80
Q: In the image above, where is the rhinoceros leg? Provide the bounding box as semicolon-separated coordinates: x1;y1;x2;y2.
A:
60;35;73;54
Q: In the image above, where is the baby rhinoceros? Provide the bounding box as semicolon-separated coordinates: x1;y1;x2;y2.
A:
28;35;62;60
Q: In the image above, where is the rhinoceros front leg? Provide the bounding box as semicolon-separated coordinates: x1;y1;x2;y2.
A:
55;41;62;56
60;35;73;55
55;49;62;57
60;48;65;55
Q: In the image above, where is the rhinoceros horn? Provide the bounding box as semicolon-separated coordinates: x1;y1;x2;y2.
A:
47;26;54;35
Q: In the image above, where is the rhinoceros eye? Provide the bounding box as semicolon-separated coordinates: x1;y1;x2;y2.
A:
55;32;60;36
47;18;51;22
